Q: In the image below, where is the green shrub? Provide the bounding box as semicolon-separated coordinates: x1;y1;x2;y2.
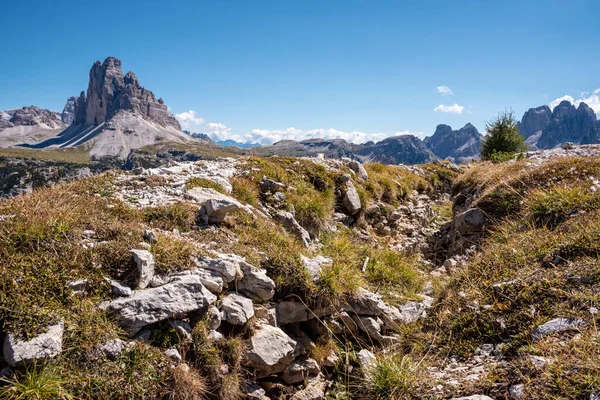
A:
481;110;527;161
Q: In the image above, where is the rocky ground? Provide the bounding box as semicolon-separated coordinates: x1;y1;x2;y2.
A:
1;149;600;399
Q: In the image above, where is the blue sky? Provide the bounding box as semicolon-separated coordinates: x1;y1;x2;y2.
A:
1;0;599;144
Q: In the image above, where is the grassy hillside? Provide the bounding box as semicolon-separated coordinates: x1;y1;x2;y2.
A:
1;154;598;399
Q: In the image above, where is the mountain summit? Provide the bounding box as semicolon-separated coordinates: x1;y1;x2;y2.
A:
424;123;482;162
21;57;192;159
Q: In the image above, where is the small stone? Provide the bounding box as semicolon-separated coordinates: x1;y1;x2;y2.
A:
323;350;340;367
242;382;266;400
208;330;224;342
246;324;297;376
98;339;126;359
509;384;524;398
165;348;182;364
206;305;222;330
66;279;88;294
282;358;320;384
105;278;133;297
143;229;158;244
171;320;192;341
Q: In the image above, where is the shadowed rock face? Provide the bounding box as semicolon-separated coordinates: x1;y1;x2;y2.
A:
536;101;599;149
424;123;482;160
61;96;77;125
519;105;551;138
71;57;180;130
356;135;436;164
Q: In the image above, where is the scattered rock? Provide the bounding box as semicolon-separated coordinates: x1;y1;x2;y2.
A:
98;338;126;359
454;208;486;235
105;278;133;297
143;229;158;244
450;396;494;400
238;261;276;301
246;324;297;376
356;349;377;379
262;178;286;193
101;275;216;335
509;384;524;398
206;305;222;330
282;358;320;384
220;293;255;325
300;255;332;282
187;187;243;224
3;321;64;366
290;374;328;400
531;318;588;340
275;210;311;247
195;255;239;283
165;348;182;363
341;181;362;216
348;160;369;180
242;382;267;399
171;320;192;341
66;279;88;294
131;249;155;289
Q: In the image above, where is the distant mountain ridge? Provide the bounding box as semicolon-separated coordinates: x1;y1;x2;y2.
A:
519;101;600;149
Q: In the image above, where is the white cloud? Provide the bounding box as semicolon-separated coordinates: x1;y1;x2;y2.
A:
549;90;600;114
174;110;205;131
175;109;424;145
203;122;232;139
436;86;453;96
549;95;575;110
433;103;464;114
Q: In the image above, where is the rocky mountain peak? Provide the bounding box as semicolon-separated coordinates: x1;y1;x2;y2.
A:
61;96;77;125
124;71;140;88
5;106;64;129
519;105;551;138
535;100;599;149
71;56;180;129
424;123;482;161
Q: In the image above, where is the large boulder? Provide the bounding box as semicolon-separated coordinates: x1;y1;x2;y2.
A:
3;321;64;366
246;324;297;376
100;275;216;334
186;187;243;224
